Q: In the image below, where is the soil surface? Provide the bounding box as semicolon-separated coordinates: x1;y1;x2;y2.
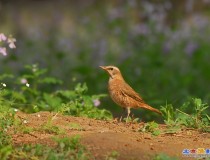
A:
11;111;210;160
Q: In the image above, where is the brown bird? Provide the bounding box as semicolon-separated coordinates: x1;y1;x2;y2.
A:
100;65;161;121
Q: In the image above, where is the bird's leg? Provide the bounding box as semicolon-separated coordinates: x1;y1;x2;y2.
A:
119;108;126;122
126;107;131;123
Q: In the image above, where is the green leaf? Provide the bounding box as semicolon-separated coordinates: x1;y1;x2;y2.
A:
38;77;63;85
56;90;77;99
43;93;62;109
75;83;88;94
0;74;14;81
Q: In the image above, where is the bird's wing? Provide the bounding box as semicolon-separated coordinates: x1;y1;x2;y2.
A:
120;81;145;103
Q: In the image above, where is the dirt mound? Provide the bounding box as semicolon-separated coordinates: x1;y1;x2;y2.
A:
11;111;210;160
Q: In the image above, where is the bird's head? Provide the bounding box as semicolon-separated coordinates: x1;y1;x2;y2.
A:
100;65;123;79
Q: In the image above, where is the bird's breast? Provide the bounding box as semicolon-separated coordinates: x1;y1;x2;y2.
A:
108;78;130;108
108;78;145;108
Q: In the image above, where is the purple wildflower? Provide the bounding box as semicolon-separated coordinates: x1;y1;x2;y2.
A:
0;47;7;56
20;78;28;84
184;42;198;56
0;33;7;42
93;99;101;107
132;24;150;36
163;41;172;54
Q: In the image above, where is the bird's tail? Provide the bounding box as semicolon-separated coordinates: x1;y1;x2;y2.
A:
139;103;162;115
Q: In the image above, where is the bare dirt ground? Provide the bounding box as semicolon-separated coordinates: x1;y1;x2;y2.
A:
11;111;210;160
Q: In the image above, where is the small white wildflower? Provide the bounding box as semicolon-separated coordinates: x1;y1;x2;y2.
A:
14;108;18;112
32;64;37;72
9;42;16;49
7;37;16;49
23;120;28;124
26;83;30;87
1;83;6;87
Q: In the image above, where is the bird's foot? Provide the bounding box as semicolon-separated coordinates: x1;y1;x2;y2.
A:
119;116;123;122
125;116;132;123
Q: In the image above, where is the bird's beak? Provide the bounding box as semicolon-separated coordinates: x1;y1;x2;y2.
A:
99;66;107;70
100;66;113;78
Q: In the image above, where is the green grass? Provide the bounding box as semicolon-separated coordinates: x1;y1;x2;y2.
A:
0;64;113;120
69;123;84;131
38;119;65;135
105;151;120;160
153;153;178;160
139;121;161;136
160;98;210;132
5;136;92;160
0;105;91;160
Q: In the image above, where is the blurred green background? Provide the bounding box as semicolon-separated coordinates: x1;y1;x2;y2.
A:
1;0;210;120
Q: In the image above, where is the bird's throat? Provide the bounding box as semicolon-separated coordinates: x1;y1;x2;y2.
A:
108;72;113;79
